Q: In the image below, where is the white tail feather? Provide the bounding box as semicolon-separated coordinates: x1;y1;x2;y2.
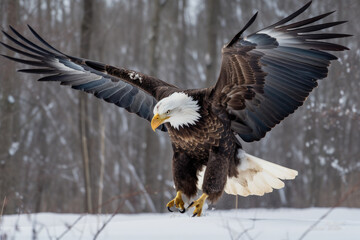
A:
197;151;298;197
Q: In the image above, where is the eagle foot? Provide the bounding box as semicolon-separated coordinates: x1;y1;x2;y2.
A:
188;193;208;217
166;191;185;213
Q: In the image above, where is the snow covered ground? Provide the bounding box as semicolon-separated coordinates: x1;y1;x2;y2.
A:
1;208;359;240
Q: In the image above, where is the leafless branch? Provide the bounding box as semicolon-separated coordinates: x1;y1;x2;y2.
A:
0;196;6;220
92;189;157;239
93;203;124;240
56;214;86;240
0;196;7;236
223;213;255;240
97;109;106;214
56;190;154;239
234;219;255;240
298;181;360;240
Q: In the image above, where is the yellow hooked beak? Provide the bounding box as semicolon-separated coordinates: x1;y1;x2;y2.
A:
151;113;169;131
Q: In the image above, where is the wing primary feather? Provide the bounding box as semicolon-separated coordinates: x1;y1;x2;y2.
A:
277;46;338;61
261;1;312;30
38;74;62;82
27;25;66;56
298;41;349;51
72;78;107;91
95;86;123;99
59;74;101;85
9;25;56;56
290;21;348;33
261;48;328;67
262;53;328;79
1;30;49;57
1;54;44;66
0;41;45;60
298;33;352;40
18;68;57;74
278;11;335;30
226;12;258;48
82;81;114;93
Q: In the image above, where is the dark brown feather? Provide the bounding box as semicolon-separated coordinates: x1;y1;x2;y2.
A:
168;89;241;201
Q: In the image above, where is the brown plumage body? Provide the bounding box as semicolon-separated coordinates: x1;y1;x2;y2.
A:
167;89;240;202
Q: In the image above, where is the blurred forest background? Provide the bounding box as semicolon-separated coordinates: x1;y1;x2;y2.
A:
0;0;359;215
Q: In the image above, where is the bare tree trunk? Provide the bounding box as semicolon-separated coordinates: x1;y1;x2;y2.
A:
0;0;20;215
205;0;220;86
97;107;105;214
148;0;163;77
144;0;166;212
176;0;188;87
79;0;94;213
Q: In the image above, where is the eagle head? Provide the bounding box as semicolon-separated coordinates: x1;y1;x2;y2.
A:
151;92;201;131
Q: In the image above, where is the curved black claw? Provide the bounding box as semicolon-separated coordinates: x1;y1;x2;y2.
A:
192;213;197;217
167;206;173;212
179;208;186;213
187;201;194;209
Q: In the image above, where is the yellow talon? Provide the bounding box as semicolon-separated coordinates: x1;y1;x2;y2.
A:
189;193;208;217
166;191;185;212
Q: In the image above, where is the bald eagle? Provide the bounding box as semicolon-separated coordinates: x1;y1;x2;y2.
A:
1;1;349;216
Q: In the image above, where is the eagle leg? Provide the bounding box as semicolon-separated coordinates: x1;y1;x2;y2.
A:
166;190;185;213
188;193;208;217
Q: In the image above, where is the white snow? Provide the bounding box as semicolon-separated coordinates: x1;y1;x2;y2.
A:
1;208;359;240
7;95;15;103
319;156;326;166
59;136;67;145
187;0;203;25
331;159;347;175
323;145;335;155
8;142;19;156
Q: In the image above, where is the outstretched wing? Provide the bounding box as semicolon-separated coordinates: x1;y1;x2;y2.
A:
1;26;178;131
211;1;350;142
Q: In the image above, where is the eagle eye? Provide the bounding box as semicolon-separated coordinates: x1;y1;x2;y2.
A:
166;110;171;114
